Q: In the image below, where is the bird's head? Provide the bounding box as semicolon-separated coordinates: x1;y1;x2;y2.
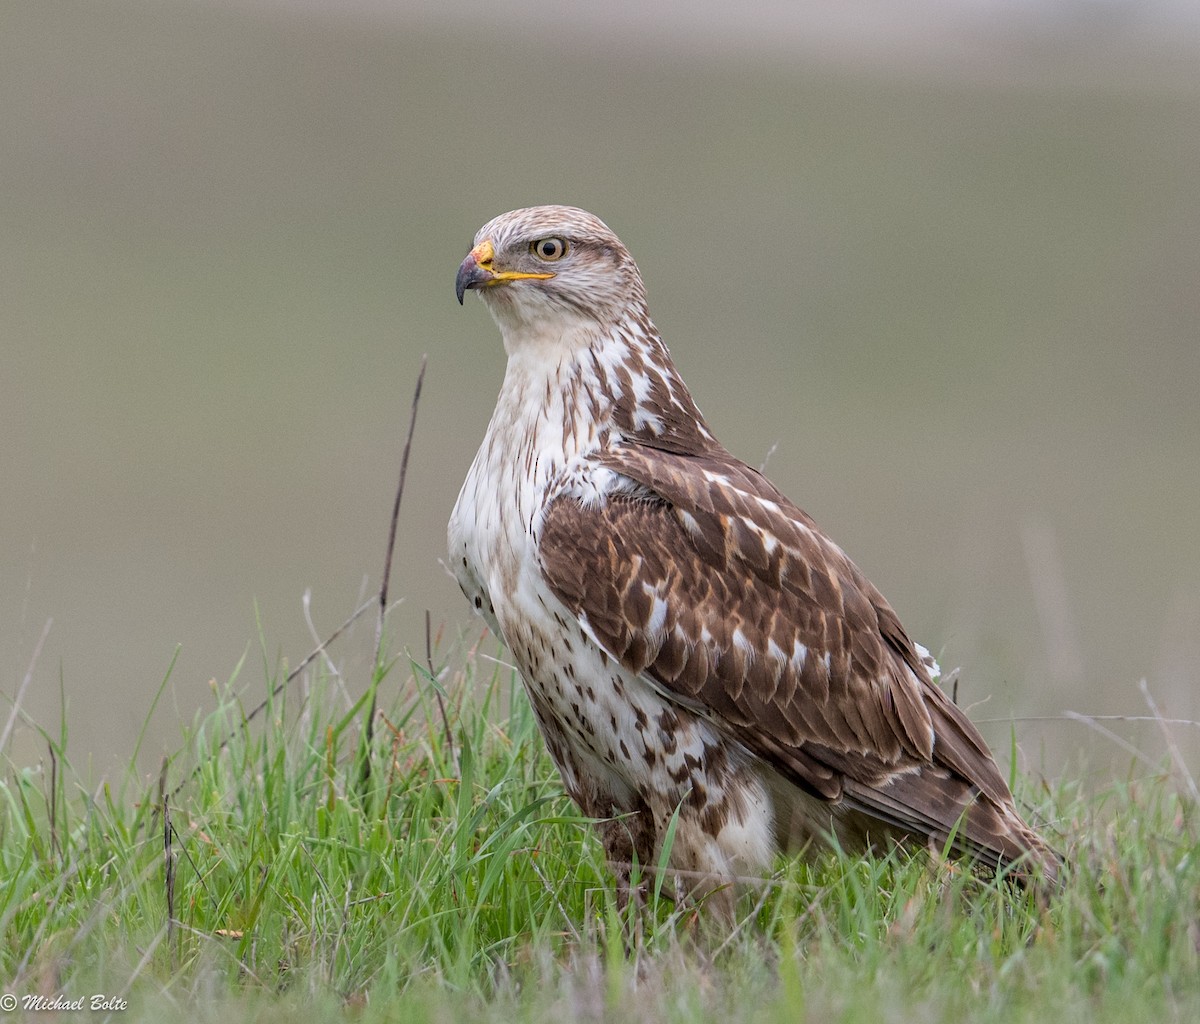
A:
456;206;646;346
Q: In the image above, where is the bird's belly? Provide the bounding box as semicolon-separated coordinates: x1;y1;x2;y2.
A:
498;576;778;879
451;474;776;878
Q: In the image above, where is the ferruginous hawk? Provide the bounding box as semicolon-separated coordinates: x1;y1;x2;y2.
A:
449;205;1058;907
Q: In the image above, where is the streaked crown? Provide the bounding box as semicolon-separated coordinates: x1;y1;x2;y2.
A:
457;205;647;335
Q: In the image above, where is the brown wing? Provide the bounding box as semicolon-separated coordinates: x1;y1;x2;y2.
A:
538;443;1031;865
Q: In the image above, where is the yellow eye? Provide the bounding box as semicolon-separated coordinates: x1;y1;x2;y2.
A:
531;237;568;261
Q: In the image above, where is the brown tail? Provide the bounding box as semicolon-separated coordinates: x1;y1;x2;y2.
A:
843;767;1062;887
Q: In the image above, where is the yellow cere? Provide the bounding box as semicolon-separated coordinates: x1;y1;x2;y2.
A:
473;237;555;286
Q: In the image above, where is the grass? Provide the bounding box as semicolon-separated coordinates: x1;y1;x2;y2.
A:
1;623;1198;1022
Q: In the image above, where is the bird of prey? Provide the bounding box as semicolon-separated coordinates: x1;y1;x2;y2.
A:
449;205;1058;908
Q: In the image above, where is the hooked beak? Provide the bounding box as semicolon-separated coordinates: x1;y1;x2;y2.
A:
455;238;555;305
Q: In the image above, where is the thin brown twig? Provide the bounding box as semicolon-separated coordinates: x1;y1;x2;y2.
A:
160;756;176;958
374;355;428;661
363;356;428;780
171;597;374;800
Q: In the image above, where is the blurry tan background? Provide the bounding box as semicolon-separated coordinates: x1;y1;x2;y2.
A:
2;0;1198;780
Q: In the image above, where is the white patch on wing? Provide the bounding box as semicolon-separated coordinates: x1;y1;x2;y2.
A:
631;406;664;434
753;495;781;515
913;641;941;680
642;583;669;637
790;640;808;671
629;369;653;402
732;628;755;662
739;515;784;558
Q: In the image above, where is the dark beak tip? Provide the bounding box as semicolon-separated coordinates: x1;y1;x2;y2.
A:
455;255;477;306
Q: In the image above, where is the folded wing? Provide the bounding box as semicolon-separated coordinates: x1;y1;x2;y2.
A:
538;443;1053;876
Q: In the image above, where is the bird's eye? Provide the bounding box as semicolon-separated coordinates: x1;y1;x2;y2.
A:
531;237;568;262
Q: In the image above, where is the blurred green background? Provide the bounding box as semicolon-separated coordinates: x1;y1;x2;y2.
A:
3;0;1198;779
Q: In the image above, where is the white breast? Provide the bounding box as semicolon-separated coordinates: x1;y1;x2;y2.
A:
449;346;591;640
447;323;778;884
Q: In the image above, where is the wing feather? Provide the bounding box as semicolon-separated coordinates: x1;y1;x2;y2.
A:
538;443;1020;844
